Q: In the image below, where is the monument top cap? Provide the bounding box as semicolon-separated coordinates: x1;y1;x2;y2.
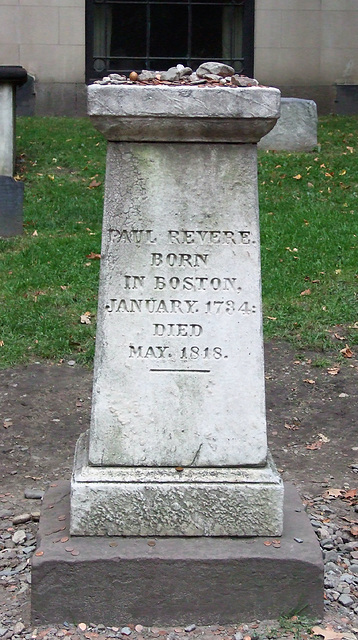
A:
0;66;28;87
88;84;281;143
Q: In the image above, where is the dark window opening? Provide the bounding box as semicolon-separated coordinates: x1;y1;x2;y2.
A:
86;0;254;81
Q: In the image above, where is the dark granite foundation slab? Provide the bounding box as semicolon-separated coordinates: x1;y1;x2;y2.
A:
0;176;23;237
32;482;323;626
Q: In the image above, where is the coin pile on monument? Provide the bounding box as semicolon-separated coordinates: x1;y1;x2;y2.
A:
93;62;259;87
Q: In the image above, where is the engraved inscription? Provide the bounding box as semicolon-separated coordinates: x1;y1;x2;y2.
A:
168;230;251;244
108;228;252;245
153;324;203;337
129;345;226;360
105;227;258;368
105;299;199;313
153;276;241;292
151;253;208;267
129;345;169;359
109;229;157;243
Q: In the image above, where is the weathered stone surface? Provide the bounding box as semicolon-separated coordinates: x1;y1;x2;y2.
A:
231;75;259;87
196;62;235;78
0;176;23;237
0;67;27;174
69;83;284;539
160;67;180;82
0;85;15;176
258;97;317;151
176;65;192;78
87;85;281;142
87;141;267;468
138;70;159;81
33;482;324;626
71;433;283;536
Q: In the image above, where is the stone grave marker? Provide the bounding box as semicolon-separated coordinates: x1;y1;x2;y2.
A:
0;65;27;237
70;83;284;537
32;77;323;626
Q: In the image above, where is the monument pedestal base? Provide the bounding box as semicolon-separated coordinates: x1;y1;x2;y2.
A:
70;432;284;537
0;176;23;237
32;481;323;626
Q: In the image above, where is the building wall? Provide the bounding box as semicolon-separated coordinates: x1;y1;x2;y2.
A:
255;0;358;113
0;0;86;114
1;0;358;114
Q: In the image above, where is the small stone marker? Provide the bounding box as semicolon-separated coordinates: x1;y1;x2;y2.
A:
0;65;27;237
70;81;284;537
0;66;27;175
258;97;318;152
0;176;24;237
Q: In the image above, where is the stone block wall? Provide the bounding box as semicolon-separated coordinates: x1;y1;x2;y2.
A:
0;0;85;114
1;0;358;114
255;0;358;114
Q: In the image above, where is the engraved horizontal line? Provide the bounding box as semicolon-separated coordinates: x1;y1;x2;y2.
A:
150;368;211;373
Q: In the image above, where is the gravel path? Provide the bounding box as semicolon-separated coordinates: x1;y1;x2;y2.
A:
1;342;357;640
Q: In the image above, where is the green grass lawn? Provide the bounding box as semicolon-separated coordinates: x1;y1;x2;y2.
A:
259;116;357;352
0;115;357;368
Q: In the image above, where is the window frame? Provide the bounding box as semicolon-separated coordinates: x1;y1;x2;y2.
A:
85;0;254;82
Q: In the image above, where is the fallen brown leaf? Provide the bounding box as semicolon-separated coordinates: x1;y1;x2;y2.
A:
86;252;101;260
327;366;340;376
284;422;299;431
322;488;343;499
80;312;92;325
312;625;345;640
343;488;357;500
306;441;322;451
300;289;311;296
304;378;316;385
340;344;353;358
88;179;102;188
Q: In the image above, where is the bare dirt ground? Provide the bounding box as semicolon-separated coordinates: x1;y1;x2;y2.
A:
0;340;357;639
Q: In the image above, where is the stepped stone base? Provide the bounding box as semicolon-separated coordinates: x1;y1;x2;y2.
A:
32;481;323;626
70;432;284;537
